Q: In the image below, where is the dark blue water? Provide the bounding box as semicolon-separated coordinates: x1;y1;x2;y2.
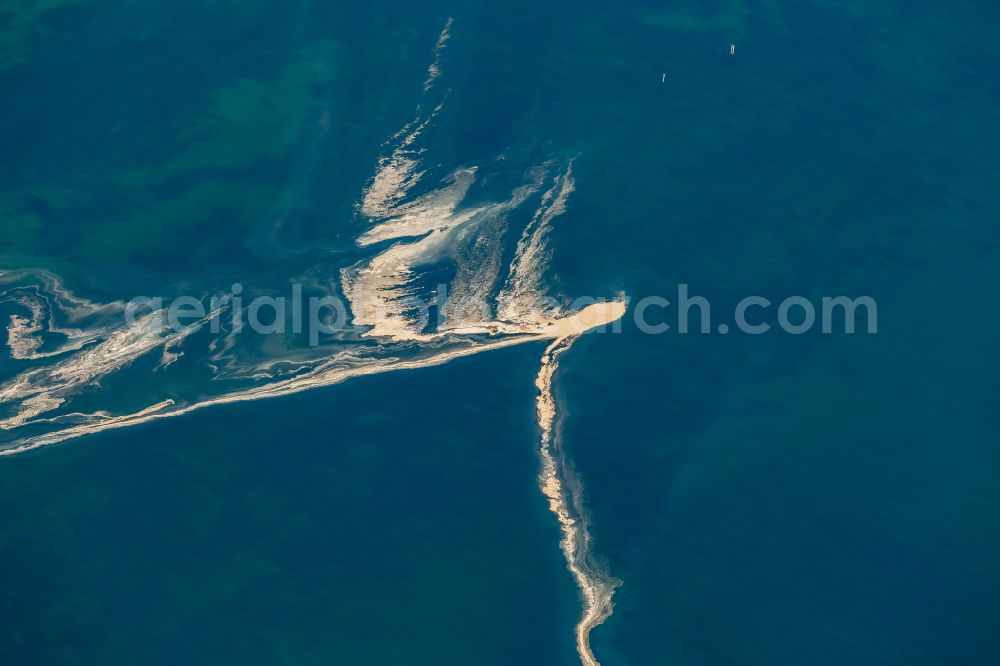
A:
2;1;999;665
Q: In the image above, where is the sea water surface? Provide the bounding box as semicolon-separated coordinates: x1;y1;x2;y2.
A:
2;1;999;665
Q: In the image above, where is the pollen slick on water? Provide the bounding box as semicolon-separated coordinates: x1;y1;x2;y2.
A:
0;18;629;666
534;301;626;666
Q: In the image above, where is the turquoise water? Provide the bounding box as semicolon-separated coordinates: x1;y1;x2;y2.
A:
2;1;999;664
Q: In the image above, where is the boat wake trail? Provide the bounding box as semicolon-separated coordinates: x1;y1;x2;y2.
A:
536;333;621;666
